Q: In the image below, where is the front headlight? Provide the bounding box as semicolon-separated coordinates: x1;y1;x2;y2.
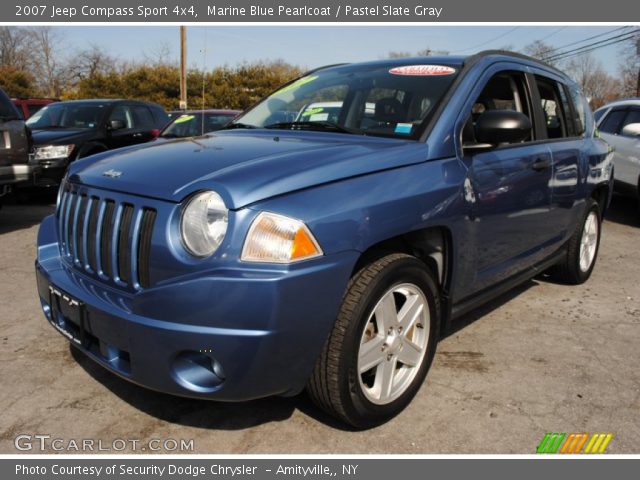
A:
180;191;228;257
241;212;323;263
34;145;74;160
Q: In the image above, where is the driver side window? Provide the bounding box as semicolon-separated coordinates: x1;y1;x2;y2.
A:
462;72;533;146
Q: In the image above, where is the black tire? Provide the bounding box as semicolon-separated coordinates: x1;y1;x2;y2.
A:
551;199;601;285
307;253;440;429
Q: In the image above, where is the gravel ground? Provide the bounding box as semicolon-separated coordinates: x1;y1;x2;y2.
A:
0;193;638;454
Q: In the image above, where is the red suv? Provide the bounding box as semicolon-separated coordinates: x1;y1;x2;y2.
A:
12;98;57;120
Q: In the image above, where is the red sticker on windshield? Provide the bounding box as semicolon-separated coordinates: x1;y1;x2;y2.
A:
389;65;456;76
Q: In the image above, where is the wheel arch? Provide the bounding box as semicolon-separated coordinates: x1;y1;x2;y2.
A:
351;226;454;328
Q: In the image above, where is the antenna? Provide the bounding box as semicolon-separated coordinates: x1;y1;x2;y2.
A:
179;26;187;110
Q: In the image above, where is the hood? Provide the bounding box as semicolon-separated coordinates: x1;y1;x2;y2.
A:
31;128;94;146
69;130;429;209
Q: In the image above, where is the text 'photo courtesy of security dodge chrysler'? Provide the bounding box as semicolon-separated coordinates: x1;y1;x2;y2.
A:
35;51;614;428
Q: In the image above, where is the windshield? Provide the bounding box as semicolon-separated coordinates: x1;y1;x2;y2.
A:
232;63;459;139
161;112;236;138
26;103;106;129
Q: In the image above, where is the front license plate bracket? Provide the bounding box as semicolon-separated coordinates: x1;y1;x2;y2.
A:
48;285;89;348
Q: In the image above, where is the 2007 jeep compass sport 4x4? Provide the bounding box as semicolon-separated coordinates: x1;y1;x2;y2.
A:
36;52;613;428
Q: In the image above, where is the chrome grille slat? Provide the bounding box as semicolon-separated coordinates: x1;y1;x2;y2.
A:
67;194;79;259
86;197;100;272
117;204;134;284
137;209;156;289
100;200;116;279
74;195;88;265
57;190;70;255
56;187;156;291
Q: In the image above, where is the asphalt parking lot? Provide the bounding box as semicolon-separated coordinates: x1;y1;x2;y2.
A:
0;194;638;454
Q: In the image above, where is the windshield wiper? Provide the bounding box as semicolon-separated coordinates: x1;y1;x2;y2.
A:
221;122;257;130
264;121;353;134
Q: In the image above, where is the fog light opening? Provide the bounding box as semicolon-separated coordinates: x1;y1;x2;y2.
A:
171;351;225;392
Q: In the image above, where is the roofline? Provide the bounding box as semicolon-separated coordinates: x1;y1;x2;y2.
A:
464;50;568;77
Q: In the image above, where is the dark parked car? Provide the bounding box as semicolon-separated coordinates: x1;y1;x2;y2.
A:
159;109;241;139
0;88;35;200
36;52;613;428
26;99;168;186
12;97;58;119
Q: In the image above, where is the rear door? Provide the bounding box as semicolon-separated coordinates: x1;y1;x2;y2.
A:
129;104;159;143
531;75;581;241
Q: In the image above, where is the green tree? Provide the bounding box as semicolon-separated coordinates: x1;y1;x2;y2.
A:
0;66;37;98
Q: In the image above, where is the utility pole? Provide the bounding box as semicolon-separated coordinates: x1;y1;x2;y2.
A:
180;26;187;110
636;37;639;97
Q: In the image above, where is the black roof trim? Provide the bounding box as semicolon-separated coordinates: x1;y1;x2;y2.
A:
464;50;568;78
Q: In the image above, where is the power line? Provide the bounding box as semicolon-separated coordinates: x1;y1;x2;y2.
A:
541;26;631;56
544;30;639;62
551;37;636;62
450;27;520;53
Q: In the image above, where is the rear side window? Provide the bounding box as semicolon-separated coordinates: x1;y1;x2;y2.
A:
599;109;627;134
534;76;568;139
131;105;155;129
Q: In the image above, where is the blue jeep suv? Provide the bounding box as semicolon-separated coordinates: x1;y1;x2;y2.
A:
35;51;613;428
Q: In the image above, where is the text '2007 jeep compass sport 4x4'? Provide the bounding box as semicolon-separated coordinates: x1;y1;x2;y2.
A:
35;52;613;428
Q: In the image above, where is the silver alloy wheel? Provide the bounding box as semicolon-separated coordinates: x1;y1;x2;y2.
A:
357;283;430;405
579;211;599;273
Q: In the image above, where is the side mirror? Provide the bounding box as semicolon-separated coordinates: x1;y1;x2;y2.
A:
621;123;640;137
475;110;532;145
109;119;126;130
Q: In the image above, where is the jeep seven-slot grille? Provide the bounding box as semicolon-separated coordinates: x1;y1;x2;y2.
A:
57;188;156;289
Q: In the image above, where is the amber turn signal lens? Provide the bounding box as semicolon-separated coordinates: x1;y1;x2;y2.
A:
241;212;323;263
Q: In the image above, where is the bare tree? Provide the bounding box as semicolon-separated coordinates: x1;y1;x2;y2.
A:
387;48;449;58
29;27;68;97
523;40;559;65
0;27;32;70
387;51;413;59
566;53;620;109
143;40;175;66
617;33;640;97
69;44;116;82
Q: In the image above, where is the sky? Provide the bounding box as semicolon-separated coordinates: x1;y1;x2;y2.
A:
57;25;629;72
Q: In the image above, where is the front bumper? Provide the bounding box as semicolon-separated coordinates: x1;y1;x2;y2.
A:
31;157;68;187
0;163;39;186
36;215;357;401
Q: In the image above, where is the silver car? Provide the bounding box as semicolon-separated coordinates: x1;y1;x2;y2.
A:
594;98;640;209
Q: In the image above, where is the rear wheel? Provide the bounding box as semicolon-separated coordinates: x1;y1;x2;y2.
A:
307;253;440;428
551;199;601;285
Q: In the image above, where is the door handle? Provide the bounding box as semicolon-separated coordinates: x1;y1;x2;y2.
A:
132;132;143;138
531;157;551;171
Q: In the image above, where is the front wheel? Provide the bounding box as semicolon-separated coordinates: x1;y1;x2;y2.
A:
307;253;440;428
